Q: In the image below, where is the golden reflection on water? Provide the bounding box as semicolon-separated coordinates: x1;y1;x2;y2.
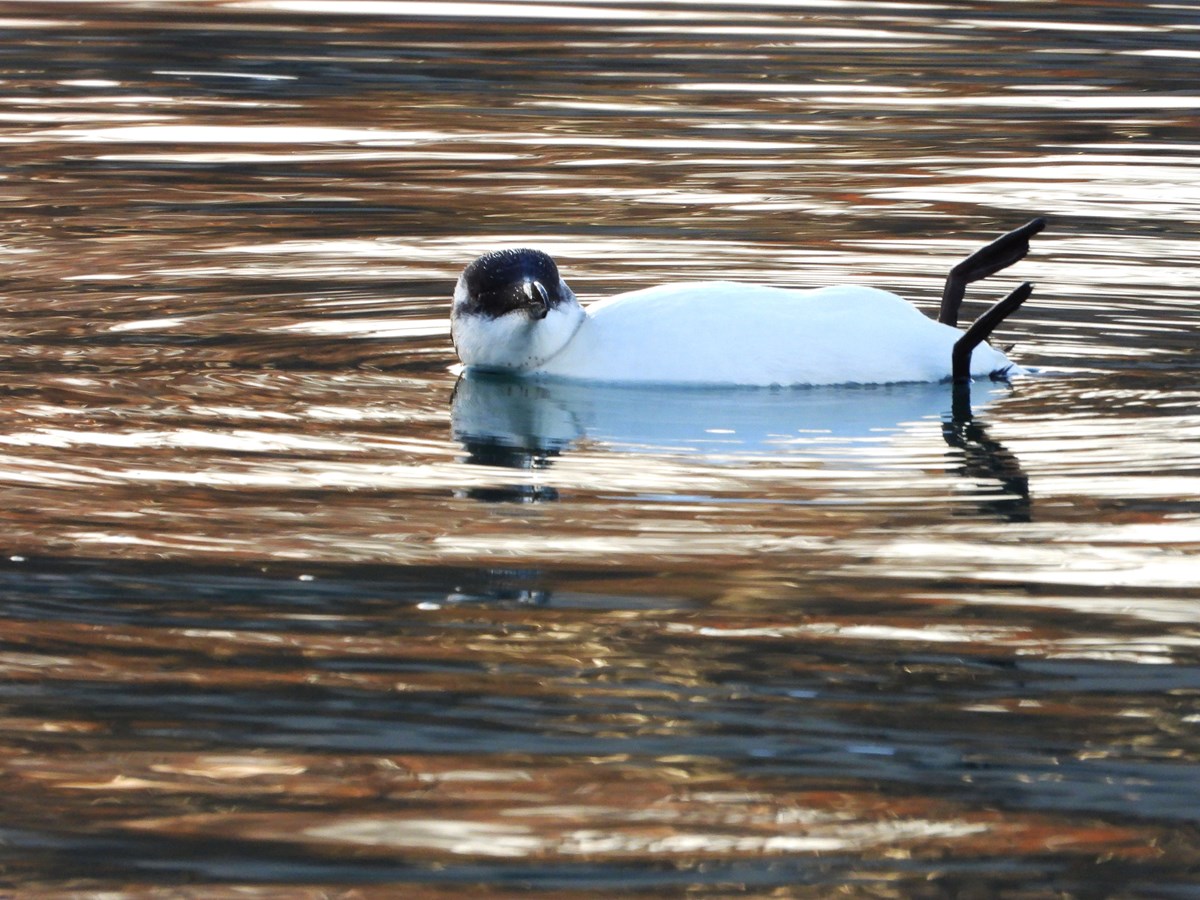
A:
2;0;1200;894
3;588;1190;889
8;747;1156;864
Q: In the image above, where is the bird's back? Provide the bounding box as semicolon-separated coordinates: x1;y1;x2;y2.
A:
534;281;1008;386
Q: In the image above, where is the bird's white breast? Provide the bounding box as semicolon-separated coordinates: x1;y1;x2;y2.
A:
452;302;585;372
530;282;1012;386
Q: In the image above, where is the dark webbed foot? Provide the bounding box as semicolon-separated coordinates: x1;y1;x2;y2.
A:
952;281;1034;383
939;217;1046;327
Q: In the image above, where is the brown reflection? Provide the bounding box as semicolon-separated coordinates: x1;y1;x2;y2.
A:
4;554;1200;891
52;754;1161;862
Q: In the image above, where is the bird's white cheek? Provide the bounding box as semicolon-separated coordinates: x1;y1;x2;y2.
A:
452;313;519;369
452;304;586;372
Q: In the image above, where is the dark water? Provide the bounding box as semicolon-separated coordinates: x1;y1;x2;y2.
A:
2;1;1199;895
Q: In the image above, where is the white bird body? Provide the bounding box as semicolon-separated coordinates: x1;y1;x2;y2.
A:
532;281;1013;386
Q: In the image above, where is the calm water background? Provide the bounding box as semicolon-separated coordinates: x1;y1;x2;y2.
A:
1;0;1199;895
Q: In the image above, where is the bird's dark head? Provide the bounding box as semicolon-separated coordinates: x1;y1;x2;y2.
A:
455;248;569;321
451;248;585;372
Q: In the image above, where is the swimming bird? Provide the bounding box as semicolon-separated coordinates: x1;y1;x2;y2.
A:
450;218;1045;387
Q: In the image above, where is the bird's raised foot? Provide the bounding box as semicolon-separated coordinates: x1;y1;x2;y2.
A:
939;217;1046;327
952;281;1035;383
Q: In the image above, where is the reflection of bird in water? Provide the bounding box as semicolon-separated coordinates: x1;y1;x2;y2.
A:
460;479;561;504
447;567;550;606
451;373;1033;521
450;219;1044;387
456;434;561;503
459;437;559;471
943;389;1031;523
452;377;565;502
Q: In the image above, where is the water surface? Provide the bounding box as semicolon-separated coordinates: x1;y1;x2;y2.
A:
1;1;1199;895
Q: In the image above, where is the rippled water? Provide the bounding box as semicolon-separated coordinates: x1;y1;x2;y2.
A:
2;1;1199;895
